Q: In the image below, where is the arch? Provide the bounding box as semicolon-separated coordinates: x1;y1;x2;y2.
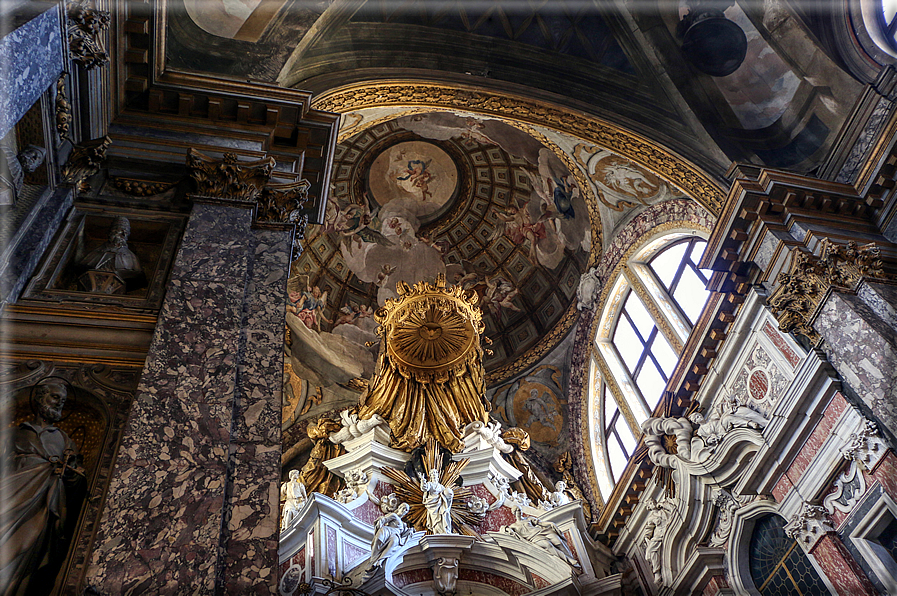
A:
729;502;836;596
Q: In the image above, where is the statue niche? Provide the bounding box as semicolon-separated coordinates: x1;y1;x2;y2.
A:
0;378;107;596
75;216;145;294
357;274;490;452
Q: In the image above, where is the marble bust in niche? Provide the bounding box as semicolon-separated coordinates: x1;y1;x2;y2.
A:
74;216;146;294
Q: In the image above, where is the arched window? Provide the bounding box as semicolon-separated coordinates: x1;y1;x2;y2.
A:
590;231;711;499
748;514;828;595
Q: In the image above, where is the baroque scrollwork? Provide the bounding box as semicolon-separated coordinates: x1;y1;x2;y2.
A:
61;136;111;192
768;239;891;343
110;177;177;197
841;418;888;471
67;0;110;70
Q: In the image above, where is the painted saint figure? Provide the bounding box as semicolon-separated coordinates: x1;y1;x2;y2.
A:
395;158;433;200
0;381;85;596
288;285;330;332
420;468;453;534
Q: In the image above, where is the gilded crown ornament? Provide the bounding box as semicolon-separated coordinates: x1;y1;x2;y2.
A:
358;274;491;452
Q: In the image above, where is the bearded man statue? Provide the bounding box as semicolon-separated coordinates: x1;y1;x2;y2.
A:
0;381;85;596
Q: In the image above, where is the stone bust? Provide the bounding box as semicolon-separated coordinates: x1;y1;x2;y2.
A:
0;144;46;206
77;216;144;293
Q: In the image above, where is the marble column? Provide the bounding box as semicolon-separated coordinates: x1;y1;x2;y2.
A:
85;202;290;594
814;281;897;439
809;534;877;596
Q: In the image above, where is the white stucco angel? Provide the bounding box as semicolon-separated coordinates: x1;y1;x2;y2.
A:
504;513;581;569
689;394;770;446
420;468;454;534
280;470;308;531
367;501;413;571
642;496;677;585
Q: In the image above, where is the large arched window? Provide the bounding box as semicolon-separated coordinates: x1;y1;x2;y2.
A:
748;514;828;595
590;230;711;499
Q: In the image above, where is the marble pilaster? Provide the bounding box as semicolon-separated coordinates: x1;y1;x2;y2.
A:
85;203;290;594
814;282;897;439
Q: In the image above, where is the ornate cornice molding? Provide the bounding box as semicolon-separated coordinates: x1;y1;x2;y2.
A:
311;82;725;216
768;239;892;344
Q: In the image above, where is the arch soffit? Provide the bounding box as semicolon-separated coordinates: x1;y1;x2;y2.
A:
311;81;727;219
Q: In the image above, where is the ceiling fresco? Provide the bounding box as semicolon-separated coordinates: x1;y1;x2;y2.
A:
287;112;591;380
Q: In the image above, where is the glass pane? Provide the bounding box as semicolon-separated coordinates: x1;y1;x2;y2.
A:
636;360;666;406
604;388;618;431
624;293;655;339
652;334;678;376
650;241;687;289
613;318;643;373
688;239;708;265
607;437;627;481
617;418;637;453
674;267;710;324
886;0;897;24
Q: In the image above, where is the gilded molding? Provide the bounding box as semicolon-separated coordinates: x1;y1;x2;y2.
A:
768;239;891;344
67;0;110;70
55;73;72;140
312;82;724;216
110;177;177;197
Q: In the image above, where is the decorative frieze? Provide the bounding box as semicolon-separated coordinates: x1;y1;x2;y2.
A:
784;503;835;551
768;240;891;344
55;72;71;140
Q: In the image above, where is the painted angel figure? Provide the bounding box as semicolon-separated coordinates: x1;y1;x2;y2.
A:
420;468;453;534
396;158;434;200
290;281;330;332
490;202;548;267
483;275;523;318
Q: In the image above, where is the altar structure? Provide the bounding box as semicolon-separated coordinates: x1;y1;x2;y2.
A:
277;276;618;595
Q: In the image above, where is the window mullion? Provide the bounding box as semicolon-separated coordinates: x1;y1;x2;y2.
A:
591;343;645;438
622;265;686;352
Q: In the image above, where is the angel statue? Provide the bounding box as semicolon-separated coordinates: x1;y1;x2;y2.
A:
688;394;770;446
279;470;307;531
367;501;413;573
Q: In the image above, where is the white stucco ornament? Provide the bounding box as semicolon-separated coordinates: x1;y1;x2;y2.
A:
576;267;600;311
784;503;835;551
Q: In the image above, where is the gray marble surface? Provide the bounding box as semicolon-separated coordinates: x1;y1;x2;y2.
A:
86;204;289;594
0;7;63;139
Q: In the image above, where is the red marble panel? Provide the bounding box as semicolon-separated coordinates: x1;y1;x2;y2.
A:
352;499;382;527
772;473;794;503
762;321;800;368
809;534;876;595
870;450;897;497
749;369;769;400
342;539;369;570
702;574;729;596
291;546;305;568
392;567;432;588
458;568;532;595
326;526;337;578
563;530;580;564
532;573;551;589
773;392;850;502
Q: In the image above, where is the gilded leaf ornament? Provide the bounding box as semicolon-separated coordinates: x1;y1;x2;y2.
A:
186;148;275;202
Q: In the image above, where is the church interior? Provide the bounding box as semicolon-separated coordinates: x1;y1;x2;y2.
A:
1;0;897;594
